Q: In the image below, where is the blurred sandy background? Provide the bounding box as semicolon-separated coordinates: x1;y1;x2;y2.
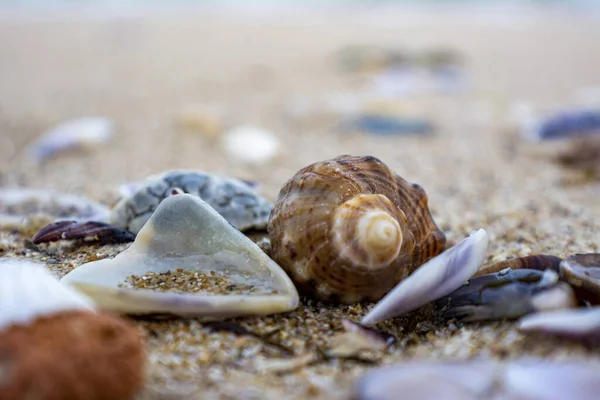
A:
1;4;599;201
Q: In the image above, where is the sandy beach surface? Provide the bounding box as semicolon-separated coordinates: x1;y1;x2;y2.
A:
1;4;600;399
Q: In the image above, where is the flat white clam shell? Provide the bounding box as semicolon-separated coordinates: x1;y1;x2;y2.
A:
0;260;95;332
61;194;300;318
518;306;600;339
361;229;489;326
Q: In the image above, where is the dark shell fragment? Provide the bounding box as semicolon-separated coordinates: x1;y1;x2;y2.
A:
32;220;135;245
474;255;562;277
560;253;600;304
436;268;566;322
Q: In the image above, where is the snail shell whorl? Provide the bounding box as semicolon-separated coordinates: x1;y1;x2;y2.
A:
332;194;411;268
268;155;446;304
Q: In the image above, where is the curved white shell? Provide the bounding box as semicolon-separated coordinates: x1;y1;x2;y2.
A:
518;306;600;339
108;170;272;234
361;229;488;326
62;194;299;319
0;260;95;332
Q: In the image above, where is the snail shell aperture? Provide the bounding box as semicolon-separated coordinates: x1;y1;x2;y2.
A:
267;155;446;304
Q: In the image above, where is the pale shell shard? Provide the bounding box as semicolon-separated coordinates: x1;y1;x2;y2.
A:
108;170;272;234
268;155;446;304
328;320;395;358
353;360;600;400
61;194;299;318
518;306;600;339
505;362;600;400
0;260;95;332
361;229;488;326
26;117;114;162
354;361;498;400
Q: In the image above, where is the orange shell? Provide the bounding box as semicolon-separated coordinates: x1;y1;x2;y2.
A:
268;155;446;304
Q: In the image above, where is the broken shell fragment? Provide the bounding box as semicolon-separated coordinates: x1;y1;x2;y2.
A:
61;194;300;318
0;261;145;400
518;306;600;340
32;220;136;245
437;269;576;322
560;253;600;304
474;254;562;277
360;229;488;326
353;360;600;400
328;320;395;358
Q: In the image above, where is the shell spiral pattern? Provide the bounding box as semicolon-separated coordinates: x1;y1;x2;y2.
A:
267;155;446;304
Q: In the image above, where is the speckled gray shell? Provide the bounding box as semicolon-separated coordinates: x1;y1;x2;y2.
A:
108;170;272;234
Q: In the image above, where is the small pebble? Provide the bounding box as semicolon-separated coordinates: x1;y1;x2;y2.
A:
222;125;280;165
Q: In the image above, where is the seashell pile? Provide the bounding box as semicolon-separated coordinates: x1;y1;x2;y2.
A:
438;252;600;339
9;152;600;398
268;155;447;304
60;193;299;318
0;260;145;399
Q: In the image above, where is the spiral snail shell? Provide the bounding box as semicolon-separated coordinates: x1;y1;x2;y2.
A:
267;155;446;304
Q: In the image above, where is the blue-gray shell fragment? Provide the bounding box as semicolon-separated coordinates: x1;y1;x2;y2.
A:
527;109;600;140
108;171;272;234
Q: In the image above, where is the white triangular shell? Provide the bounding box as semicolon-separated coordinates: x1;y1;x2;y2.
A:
0;260;95;332
361;229;488;326
62;194;299;319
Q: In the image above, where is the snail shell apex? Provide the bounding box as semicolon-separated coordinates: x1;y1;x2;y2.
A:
267;155;446;304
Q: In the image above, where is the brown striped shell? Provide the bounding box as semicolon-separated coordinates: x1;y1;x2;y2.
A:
267;155;446;304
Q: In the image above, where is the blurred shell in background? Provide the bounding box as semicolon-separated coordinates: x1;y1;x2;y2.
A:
222;125;280;165
26;117;114;163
